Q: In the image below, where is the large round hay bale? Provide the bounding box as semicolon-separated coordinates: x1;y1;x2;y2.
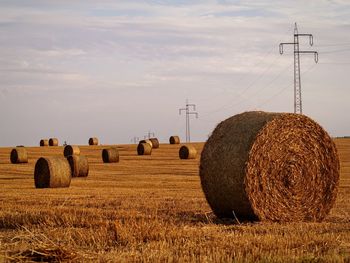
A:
137;143;152;155
149;138;159;149
40;139;49;147
63;145;80;157
89;137;98;146
49;138;59;146
139;139;153;148
179;145;197;159
200;111;340;222
169;135;180;144
67;155;89;177
102;148;119;163
10;148;28;164
34;157;71;188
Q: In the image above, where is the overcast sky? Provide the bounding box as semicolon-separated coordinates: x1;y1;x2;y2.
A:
0;0;349;146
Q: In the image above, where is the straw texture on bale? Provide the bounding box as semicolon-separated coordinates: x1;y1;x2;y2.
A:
49;138;59;146
63;145;80;157
102;148;119;163
67;155;89;177
200;111;340;222
149;138;159;149
169;136;180;144
10;148;28;164
34;157;71;188
179;145;197;159
139;139;153;148
89;137;98;145
137;143;152;155
40;139;49;147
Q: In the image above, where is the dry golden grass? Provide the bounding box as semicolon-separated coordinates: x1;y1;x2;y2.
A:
0;140;349;262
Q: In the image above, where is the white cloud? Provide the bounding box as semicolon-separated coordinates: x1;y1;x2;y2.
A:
0;0;349;145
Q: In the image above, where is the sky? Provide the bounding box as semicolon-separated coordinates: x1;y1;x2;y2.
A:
0;0;349;146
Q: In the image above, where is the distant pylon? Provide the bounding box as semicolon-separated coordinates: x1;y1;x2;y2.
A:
131;137;139;144
279;23;318;114
179;100;198;142
144;131;155;139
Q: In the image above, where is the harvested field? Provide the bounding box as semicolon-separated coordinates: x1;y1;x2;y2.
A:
0;139;349;262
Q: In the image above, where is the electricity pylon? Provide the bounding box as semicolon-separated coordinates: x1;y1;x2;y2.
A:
279;23;318;114
179;100;198;142
144;131;155;139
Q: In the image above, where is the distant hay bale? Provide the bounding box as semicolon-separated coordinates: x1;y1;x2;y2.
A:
49;138;59;146
89;137;98;146
169;136;180;144
10;148;28;164
40;139;49;147
149;138;159;148
67;155;89;177
139;139;153;148
179;145;197;159
34;157;71;188
199;111;340;222
137;143;152;155
102;148;119;163
63;145;80;157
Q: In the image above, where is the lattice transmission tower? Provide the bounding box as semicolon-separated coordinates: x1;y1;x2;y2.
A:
279;23;318;114
179;100;198;142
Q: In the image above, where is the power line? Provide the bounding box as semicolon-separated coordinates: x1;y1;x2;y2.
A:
194;28;294;105
200;60;293;118
279;23;318;114
241;61;294;104
319;48;350;54
256;62;318;109
179;100;198;142
316;42;350;47
131;137;139;144
318;62;350;65
144;131;155;139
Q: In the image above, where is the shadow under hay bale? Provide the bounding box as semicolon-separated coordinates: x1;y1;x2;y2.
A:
102;148;119;163
139;139;153;148
40;139;49;147
89;137;98;146
34;157;71;188
67;155;89;177
149;138;159;148
63;145;80;157
179;145;197;159
49;138;59;146
10;148;28;164
200;111;340;222
137;143;152;155
169;135;180;144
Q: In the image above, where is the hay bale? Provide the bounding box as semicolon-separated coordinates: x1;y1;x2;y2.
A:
34;157;71;188
49;138;59;146
10;148;28;164
137;143;152;155
67;155;89;177
139;139;153;148
63;145;80;157
89;137;98;145
179;145;197;159
169;136;180;144
149;138;159;149
40;139;49;147
102;148;119;163
199;111;340;222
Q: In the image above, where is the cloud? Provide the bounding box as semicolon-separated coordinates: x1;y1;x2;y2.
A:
0;0;349;145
